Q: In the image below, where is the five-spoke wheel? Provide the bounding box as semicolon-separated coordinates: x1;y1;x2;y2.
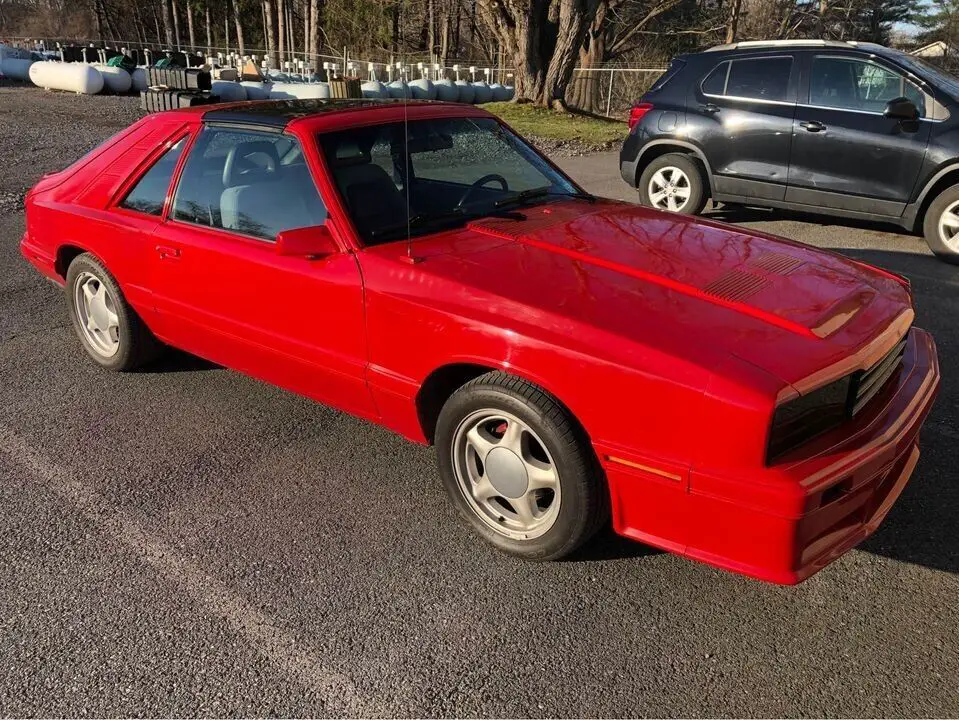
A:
65;253;162;370
436;371;608;560
926;186;959;264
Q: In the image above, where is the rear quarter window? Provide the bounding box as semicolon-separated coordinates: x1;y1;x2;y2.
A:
648;59;686;93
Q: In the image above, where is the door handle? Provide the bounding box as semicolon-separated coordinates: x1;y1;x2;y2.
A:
700;103;720;114
800;120;826;132
155;244;181;260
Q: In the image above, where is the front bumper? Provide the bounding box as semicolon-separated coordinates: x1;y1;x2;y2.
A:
604;328;940;584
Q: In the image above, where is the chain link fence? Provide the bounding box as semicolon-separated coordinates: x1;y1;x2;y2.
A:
567;66;667;119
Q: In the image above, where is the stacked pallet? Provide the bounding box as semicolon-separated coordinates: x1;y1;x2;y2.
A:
141;67;219;111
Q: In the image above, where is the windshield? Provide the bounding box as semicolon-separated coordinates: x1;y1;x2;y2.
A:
318;117;579;245
885;48;959;101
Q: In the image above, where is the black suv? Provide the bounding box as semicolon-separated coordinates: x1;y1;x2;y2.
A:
620;39;959;263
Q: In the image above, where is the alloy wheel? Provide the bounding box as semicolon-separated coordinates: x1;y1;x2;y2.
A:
647;166;691;212
451;409;561;540
938;200;959;254
73;271;120;357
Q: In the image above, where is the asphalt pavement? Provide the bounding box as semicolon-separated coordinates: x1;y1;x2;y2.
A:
0;87;957;717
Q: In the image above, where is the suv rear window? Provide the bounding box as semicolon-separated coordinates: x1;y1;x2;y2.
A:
702;57;792;102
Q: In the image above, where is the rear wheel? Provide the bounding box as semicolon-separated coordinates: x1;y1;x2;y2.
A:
435;371;608;560
65;253;162;370
638;153;707;215
923;184;959;264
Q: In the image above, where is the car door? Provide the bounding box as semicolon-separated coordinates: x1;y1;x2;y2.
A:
786;53;932;216
689;53;797;201
148;124;376;420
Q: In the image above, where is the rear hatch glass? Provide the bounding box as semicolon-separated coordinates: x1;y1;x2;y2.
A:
647;58;686;94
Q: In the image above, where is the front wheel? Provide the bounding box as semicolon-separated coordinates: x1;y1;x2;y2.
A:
435;371;608;560
923;184;959;264
638;153;707;215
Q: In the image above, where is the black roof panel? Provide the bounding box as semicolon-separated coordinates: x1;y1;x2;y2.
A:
202;98;450;129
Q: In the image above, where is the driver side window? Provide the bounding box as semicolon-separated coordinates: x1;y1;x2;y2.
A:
809;56;927;117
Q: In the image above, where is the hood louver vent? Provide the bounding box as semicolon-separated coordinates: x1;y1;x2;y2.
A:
748;252;805;275
703;269;770;302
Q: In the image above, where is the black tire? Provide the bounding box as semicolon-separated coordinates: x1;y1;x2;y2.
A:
922;183;959;264
435;371;608;560
65;253;163;371
637;152;707;216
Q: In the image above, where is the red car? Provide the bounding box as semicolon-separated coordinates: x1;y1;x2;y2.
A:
21;100;939;584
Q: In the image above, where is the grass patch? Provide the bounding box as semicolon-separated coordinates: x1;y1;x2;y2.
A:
481;101;626;149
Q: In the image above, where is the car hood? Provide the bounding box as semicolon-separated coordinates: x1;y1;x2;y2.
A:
393;200;913;389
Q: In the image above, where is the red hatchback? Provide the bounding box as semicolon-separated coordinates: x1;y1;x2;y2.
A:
21;99;939;584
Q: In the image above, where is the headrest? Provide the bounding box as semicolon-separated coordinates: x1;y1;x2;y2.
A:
222;140;281;188
333;140;372;166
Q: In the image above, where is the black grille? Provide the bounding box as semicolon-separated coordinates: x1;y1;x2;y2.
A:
848;337;907;417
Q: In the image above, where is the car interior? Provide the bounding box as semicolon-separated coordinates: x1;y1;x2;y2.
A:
171;130;327;241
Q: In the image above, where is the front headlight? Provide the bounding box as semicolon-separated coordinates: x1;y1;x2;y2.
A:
766;375;851;464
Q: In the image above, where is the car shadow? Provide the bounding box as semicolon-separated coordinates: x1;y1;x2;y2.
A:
566;526;663;562
140;348;220;373
824;247;958;577
706;203;916;237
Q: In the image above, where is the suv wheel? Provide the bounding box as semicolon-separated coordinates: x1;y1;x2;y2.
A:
638;153;706;215
924;184;959;264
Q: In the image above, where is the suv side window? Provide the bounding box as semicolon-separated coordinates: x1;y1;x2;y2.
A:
702;57;792;102
171;127;326;241
809;56;927;117
120;137;186;216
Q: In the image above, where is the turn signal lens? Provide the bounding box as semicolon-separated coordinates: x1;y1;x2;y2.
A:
628;103;654;130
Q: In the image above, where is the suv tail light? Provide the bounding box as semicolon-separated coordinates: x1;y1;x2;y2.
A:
628;103;653;130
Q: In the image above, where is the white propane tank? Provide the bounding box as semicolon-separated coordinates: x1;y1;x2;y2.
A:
490;83;511;102
471;81;493;104
0;58;34;81
454;80;475;104
29;61;104;94
93;64;132;94
408;77;436;100
433;79;459;102
386;80;411;99
131;67;148;92
269;82;330;100
240;80;272;99
211;80;247;101
360;81;387;98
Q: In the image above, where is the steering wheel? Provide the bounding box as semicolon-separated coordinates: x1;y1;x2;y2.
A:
456;173;509;209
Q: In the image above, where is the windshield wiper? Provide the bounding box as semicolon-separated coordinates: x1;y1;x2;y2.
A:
369;208;468;240
494;187;596;209
494;186;551;209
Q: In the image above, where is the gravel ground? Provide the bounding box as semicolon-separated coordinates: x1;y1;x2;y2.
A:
0;84;957;717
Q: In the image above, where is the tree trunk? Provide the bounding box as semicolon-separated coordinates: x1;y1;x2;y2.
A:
233;0;246;56
725;0;742;43
172;0;182;48
568;1;607;114
310;0;322;60
161;0;175;47
390;0;399;55
277;0;286;70
477;0;600;109
263;0;276;66
186;1;196;50
91;0;104;42
205;2;212;56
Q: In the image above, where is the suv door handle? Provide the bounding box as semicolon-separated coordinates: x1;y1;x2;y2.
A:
800;120;826;132
155;244;181;260
700;103;720;114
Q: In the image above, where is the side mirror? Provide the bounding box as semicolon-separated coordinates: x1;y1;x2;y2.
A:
884;97;919;122
275;224;338;259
